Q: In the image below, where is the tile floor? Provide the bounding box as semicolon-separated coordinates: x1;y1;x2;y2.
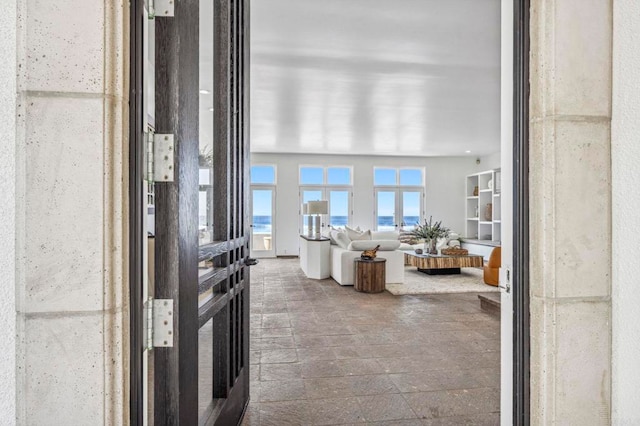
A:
242;258;500;425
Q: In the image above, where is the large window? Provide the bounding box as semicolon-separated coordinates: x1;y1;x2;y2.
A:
299;166;353;233
373;167;425;230
250;165;276;257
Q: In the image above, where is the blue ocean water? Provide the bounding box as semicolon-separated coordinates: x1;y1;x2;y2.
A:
251;215;421;233
329;216;348;227
252;215;272;233
377;216;420;230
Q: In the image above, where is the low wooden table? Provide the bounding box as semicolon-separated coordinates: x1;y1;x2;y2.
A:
354;258;386;293
403;251;483;275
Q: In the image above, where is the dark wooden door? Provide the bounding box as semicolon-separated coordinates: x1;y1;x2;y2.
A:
151;0;251;424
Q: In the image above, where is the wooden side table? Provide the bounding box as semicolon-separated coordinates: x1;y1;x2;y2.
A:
354;258;386;293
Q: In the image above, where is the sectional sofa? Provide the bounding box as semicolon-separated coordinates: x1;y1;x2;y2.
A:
328;229;405;285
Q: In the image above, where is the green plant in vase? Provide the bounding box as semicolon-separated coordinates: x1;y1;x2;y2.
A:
410;216;450;254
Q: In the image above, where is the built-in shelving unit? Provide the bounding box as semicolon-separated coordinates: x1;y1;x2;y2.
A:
465;169;501;243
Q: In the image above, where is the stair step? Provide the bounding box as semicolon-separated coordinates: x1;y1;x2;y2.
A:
478;293;500;316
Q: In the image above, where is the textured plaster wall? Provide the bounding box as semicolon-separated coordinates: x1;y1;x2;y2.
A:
251;153;481;256
14;0;129;423
529;0;613;423
0;0;17;423
612;0;640;423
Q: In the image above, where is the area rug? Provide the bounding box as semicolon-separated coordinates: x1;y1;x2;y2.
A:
386;266;500;295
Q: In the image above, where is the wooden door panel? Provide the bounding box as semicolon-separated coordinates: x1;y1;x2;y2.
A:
151;0;250;424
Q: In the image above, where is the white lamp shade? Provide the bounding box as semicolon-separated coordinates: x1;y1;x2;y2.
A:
307;200;328;215
302;203;308;214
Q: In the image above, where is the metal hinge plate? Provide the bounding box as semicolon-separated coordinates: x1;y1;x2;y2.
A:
146;132;175;182
144;298;174;350
149;0;175;18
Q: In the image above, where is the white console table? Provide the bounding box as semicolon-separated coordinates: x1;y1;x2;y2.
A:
299;235;330;279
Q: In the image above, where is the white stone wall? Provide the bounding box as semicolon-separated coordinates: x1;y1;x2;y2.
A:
14;0;129;423
612;0;640;423
0;0;18;423
529;0;612;424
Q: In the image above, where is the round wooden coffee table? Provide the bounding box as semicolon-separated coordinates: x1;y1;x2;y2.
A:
354;258;386;293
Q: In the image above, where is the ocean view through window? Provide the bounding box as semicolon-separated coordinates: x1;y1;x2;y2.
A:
250;165;276;254
299;166;353;233
374;168;425;231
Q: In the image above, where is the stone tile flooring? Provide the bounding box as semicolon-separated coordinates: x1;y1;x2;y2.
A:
242;258;500;425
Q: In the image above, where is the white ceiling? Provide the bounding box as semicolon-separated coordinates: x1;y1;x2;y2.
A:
249;0;501;157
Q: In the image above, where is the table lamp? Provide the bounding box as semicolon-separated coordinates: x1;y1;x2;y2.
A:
302;203;312;237
307;200;328;239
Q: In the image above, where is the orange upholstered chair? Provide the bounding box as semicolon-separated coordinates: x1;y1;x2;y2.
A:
483;247;501;286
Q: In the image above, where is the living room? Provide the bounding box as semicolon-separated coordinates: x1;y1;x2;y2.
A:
249;152;501;258
245;0;507;423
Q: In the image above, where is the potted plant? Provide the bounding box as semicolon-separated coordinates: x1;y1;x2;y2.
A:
410;216;450;254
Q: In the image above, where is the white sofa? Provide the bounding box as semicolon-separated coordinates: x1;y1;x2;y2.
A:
330;246;405;285
327;229;405;286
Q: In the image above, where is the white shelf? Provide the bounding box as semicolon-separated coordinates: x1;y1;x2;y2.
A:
465;169;501;243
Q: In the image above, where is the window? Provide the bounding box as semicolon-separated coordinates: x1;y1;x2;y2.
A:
327;167;351;185
399;169;423;186
373;167;425;230
251;165;276;184
374;168;397;186
299;167;324;185
374;167;424;186
299;165;353;233
250;165;276;257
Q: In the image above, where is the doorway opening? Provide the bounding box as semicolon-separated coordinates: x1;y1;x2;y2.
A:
129;0;530;424
246;0;529;424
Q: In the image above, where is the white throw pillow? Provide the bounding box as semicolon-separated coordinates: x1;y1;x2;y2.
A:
344;225;359;239
448;240;461;247
333;232;351;249
348;240;401;251
345;226;371;241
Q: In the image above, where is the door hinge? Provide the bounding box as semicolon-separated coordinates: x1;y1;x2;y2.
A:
144;298;174;350
148;0;175;18
146;131;175;182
